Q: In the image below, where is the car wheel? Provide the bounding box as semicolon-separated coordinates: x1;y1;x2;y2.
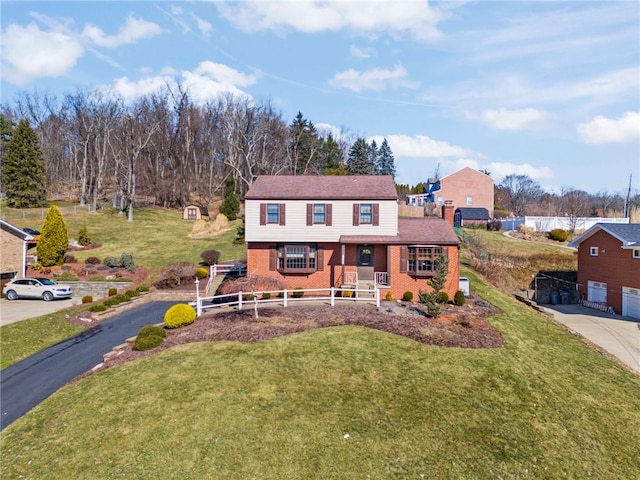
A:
42;291;54;302
5;290;18;300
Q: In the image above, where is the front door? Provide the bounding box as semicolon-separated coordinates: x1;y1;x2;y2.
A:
357;245;374;281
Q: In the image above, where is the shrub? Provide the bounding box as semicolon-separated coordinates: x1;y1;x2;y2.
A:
219;177;240;221
85;256;101;265
341;290;353;298
136;285;149;293
487;219;502;231
78;224;91;246
292;287;304;298
159;262;197;287
164;304;197;329
82;295;93;304
385;290;393;301
418;290;443;317
88;275;107;282
103;297;120;307
37;205;69;266
402;291;414;302
114;294;129;303
124;290;137;299
454;290;466;306
108;287;117;297
261;292;271;300
88;304;107;312
518;224;535;239
132;325;166;351
196;267;209;279
114;277;132;282
548;229;569;242
30;261;42;271
244;294;255;301
119;252;135;272
63;254;77;264
57;271;78;281
436;291;450;304
200;249;221;266
103;256;119;267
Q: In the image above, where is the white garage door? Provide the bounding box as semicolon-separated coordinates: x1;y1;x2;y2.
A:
587;281;607;303
622;287;640;320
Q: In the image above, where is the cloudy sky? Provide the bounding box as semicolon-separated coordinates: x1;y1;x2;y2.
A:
1;1;639;194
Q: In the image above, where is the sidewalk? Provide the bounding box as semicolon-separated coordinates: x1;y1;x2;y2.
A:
541;303;640;374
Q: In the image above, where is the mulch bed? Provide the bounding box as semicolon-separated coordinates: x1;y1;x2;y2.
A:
83;295;504;377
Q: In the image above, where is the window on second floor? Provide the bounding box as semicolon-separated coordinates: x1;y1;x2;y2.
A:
633;249;640;259
352;203;379;226
267;204;279;223
467;196;473;206
590;247;598;256
260;203;285;225
307;203;332;225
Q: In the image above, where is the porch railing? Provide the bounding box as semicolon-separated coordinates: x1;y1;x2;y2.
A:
342;271;389;286
343;271;358;285
375;272;389;286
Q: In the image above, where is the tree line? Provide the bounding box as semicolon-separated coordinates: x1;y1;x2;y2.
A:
1;87;396;220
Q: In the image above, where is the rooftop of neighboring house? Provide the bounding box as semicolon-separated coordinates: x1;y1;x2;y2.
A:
569;223;640;248
339;217;459;245
244;175;398;200
0;219;34;241
455;207;491;220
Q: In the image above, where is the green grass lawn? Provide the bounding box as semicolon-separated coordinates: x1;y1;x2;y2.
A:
2;269;639;479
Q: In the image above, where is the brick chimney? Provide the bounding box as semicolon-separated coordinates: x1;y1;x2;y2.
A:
441;201;455;227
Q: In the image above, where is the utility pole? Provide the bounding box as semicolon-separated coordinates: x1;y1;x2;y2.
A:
623;173;632;218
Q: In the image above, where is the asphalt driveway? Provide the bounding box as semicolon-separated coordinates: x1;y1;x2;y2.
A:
542;303;640;374
1;301;177;431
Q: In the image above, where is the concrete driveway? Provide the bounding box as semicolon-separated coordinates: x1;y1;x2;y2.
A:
0;298;81;326
542;303;640;374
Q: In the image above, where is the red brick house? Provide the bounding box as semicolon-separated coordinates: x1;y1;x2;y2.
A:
1;220;34;288
434;167;494;217
244;175;460;300
569;223;640;319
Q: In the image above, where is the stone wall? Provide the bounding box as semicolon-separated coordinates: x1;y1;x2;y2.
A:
65;281;133;300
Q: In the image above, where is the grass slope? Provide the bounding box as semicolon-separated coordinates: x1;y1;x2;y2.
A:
2;271;639;479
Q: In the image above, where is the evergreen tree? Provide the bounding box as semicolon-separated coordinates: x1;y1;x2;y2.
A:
318;133;344;173
38;205;69;266
288;112;321;175
0;114;14;196
346;137;372;175
78;224;91;246
219;177;240;221
376;138;396;178
369;139;379;174
2;119;47;208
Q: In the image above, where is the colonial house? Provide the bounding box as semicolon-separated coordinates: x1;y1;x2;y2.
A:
183;204;209;221
244;175;460;300
569;223;640;319
0;219;34;288
432;167;494;217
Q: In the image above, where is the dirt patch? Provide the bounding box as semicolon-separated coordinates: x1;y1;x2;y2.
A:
81;295;503;378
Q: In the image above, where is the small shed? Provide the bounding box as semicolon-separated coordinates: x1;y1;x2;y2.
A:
183;204;209;221
454;207;491;227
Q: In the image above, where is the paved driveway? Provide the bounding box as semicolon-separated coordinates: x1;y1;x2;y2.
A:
1;301;177;430
542;303;640;374
0;297;81;326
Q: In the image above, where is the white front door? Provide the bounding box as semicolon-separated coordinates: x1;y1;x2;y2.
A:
622;287;640;319
587;281;607;303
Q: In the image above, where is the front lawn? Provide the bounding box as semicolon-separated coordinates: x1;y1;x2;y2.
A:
2;270;639;479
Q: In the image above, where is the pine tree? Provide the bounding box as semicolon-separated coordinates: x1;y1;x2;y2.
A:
78;224;91;246
369;139;379;174
288;112;320;175
376;138;396;178
346;138;372;175
318;133;344;173
38;205;69;266
2;119;47;208
219;177;240;221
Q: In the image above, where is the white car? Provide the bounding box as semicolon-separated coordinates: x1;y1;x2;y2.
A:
2;277;73;301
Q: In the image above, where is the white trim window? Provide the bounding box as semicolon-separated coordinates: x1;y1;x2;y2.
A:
633;249;640;259
590;247;598;256
466;196;473;206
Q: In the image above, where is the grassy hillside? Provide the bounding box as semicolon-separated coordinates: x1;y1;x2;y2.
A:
2;269;639;479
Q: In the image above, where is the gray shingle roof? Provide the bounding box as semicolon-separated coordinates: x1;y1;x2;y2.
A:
245;175;398;200
569;223;640;247
455;207;491;220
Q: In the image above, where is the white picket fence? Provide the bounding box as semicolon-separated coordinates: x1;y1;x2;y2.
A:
193;286;380;317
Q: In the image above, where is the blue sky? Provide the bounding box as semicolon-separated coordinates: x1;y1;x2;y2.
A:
1;1;639;194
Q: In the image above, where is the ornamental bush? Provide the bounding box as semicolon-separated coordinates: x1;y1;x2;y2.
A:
196;267;209;279
88;304;107;312
292;287;304;298
38;205;69;266
164;304;197;329
402;291;414;302
82;295;93;304
78;224;91;246
57;271;78;281
548;229;569;242
85;256;101;265
385;290;393;301
261;292;271;300
63;254;77;264
103;256;119;267
132;325;167;351
436;291;450;304
200;249;221;266
119;252;135;272
108;287;117;297
454;290;466;306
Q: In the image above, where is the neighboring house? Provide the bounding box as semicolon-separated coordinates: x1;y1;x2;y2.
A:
183;204;209;221
569;223;640;319
0;219;34;288
244;175;461;300
454;207;491;227
432;167;494;217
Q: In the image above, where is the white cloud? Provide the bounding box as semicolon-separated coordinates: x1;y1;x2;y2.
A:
350;45;376;58
1;23;83;84
109;61;258;103
191;13;214;38
83;15;163;47
467;108;550;130
329;65;419;93
576;112;640;144
483;162;554;182
374;134;477;158
215;0;444;40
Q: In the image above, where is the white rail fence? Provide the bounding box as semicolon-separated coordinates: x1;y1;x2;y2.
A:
500;216;628;232
205;263;247;294
193;287;380;317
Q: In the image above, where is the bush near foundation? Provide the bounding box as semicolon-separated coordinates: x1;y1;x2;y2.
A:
164;304;197;329
454;290;466;306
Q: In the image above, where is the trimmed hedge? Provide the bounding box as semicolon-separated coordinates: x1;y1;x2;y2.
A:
132;325;166;351
548;229;569;242
402;291;414;302
454;290;466;306
164;304;197;329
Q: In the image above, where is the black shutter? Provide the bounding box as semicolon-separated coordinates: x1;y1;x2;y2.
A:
353;204;360;226
307;204;313;225
326;204;332;226
373;203;379;226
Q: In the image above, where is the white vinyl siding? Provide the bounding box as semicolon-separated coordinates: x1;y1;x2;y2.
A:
245;199;398;242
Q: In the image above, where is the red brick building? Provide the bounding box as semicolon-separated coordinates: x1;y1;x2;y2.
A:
244;175;461;300
569;224;640;319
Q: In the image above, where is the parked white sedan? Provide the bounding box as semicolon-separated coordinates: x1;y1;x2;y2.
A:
2;278;72;301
